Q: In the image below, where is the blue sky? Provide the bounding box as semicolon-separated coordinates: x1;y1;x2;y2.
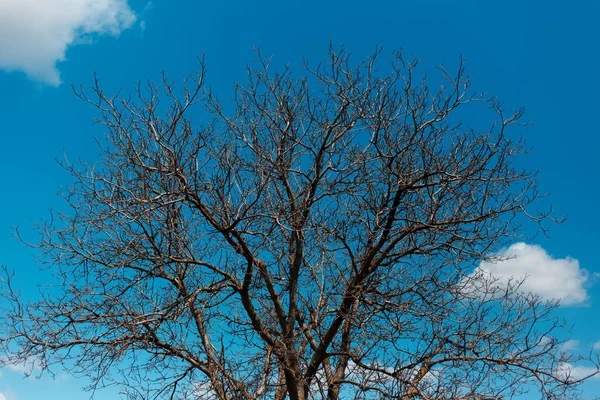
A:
0;0;599;399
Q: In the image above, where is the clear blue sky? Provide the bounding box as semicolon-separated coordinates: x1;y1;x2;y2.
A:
0;1;599;399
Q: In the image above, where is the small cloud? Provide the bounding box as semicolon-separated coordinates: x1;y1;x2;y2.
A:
5;363;27;374
0;393;5;400
138;1;153;32
142;1;154;13
0;0;137;85
2;356;43;376
475;243;589;306
593;341;600;351
192;382;217;399
560;339;580;353
557;363;599;382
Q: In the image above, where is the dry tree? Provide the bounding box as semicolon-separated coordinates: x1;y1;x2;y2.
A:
1;47;596;399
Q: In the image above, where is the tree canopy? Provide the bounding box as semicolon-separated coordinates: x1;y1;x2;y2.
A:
1;48;594;400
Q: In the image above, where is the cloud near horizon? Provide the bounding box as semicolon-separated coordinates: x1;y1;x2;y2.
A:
476;243;589;306
0;0;136;86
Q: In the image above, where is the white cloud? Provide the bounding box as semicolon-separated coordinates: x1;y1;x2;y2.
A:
0;393;6;400
2;356;43;376
192;382;217;399
5;362;28;374
475;243;589;306
557;363;599;382
560;339;580;353
0;0;136;85
593;341;600;351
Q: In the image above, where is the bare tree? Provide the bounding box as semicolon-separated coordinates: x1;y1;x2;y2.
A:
0;47;596;400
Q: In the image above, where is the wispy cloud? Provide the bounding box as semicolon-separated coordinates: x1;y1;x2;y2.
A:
475;243;589;306
0;0;137;85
